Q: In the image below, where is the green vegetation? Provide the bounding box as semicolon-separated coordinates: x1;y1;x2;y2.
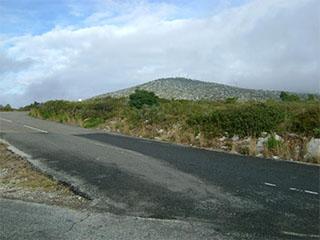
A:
0;104;13;111
129;89;159;109
266;135;282;151
29;91;319;137
280;91;300;102
187;103;285;137
225;97;238;104
28;90;319;162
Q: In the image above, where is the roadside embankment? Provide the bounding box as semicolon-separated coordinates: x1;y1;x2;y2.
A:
0;143;89;208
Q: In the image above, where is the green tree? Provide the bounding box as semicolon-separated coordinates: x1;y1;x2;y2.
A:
307;94;316;101
0;104;13;111
225;97;238;104
129;89;159;109
280;91;300;101
280;91;289;101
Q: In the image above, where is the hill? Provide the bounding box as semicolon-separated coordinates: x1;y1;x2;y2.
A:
95;78;307;101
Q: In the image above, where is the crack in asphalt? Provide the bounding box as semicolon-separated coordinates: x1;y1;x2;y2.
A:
64;213;92;235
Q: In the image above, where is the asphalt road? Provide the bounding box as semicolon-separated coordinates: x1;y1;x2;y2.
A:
0;198;220;240
0;112;319;239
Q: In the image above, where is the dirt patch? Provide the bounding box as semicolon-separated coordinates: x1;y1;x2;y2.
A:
0;143;89;208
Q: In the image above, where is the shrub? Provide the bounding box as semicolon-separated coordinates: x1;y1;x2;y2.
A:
313;128;320;138
291;108;320;136
83;117;104;128
225;97;238;104
280;91;300;102
129;89;159;109
266;135;282;150
187;103;285;137
0;104;13;111
307;94;316;101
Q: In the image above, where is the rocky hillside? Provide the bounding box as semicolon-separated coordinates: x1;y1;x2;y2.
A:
95;78;308;101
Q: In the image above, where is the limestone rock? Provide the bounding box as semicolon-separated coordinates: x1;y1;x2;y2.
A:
305;138;320;161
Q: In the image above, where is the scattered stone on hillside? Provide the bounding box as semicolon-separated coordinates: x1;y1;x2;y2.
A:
274;133;282;141
219;136;226;142
288;133;299;138
158;129;164;134
195;133;201;140
304;138;320;161
232;135;240;141
256;137;268;153
96;78;310;101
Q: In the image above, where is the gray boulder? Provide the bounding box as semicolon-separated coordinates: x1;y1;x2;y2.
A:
305;138;320;161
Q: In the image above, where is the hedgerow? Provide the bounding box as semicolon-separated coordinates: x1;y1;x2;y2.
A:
28;91;319;137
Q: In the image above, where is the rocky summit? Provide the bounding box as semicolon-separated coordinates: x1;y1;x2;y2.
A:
95;78;308;101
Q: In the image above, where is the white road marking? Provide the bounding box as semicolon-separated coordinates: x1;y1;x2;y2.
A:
304;190;319;195
289;187;300;192
289;187;319;195
264;182;277;187
282;231;320;238
264;183;318;196
23;125;48;134
0;117;12;123
94;142;105;147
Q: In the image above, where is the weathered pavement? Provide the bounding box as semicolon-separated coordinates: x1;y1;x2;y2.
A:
0;112;319;239
0;198;219;240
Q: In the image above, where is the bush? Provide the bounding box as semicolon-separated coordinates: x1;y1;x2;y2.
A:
280;91;300;102
313;128;320;138
187;103;285;137
29;97;319;137
266;135;282;150
0;104;13;111
290;108;320;136
83;117;104;128
129;89;159;109
225;97;238;104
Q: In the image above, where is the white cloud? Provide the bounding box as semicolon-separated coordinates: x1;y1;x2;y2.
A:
1;0;319;106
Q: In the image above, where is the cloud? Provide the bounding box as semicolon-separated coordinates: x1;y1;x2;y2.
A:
1;0;319;107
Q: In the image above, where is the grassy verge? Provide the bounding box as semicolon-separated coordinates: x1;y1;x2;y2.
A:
28;96;320;163
0;143;89;208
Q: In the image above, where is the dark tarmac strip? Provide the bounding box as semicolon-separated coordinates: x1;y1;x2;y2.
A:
0;112;319;239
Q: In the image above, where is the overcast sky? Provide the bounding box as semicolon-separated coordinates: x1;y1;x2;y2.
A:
0;0;319;107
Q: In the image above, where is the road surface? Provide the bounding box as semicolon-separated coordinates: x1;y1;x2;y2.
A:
0;112;319;239
0;198;219;240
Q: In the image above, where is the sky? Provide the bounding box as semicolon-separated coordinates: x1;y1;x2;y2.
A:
0;0;319;107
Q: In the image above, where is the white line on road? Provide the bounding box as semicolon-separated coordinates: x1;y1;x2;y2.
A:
0;117;12;123
264;182;277;187
23;125;48;134
282;231;320;238
289;187;301;192
289;187;319;195
304;190;319;195
94;142;105;147
264;183;318;195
